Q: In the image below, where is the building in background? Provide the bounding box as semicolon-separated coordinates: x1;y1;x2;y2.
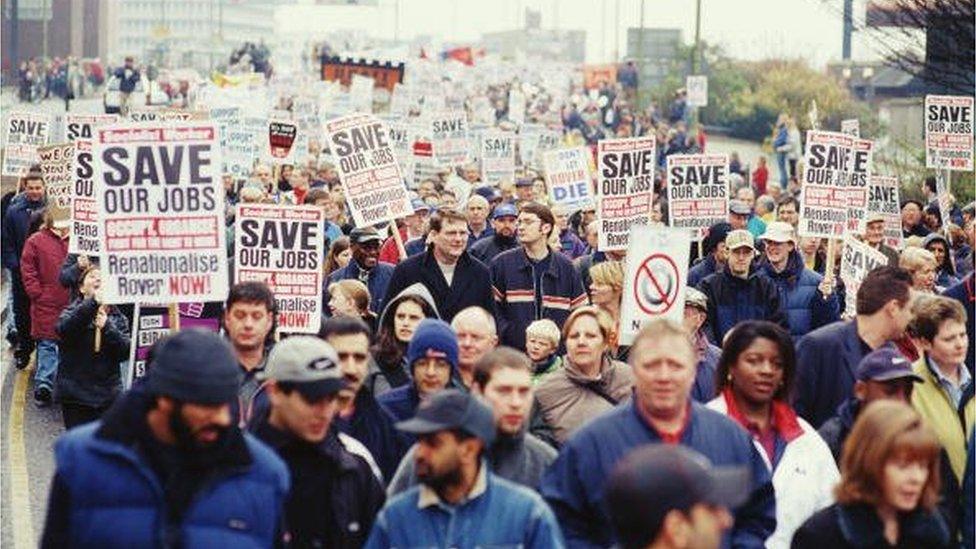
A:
2;0;111;79
626;28;683;96
481;8;585;63
108;0;276;71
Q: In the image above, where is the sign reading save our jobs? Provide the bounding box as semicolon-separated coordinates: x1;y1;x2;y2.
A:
324;113;413;227
840;235;888;317
64;114;119;142
925;95;974;171
596;136;656;251
235;204;324;334
846;138;873;233
798;130;853;238
3;111;52;176
867;175;903;250
666;153;729;240
544;147;593;211
619;226;690;345
69;139;100;254
429;111;469;167
93;122;229;304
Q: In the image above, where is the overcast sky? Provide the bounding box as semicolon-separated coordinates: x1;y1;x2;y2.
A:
276;0;922;67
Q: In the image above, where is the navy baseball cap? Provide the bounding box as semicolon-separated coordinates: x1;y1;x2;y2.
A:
492;203;518;219
396;389;496;446
855;347;923;383
607;445;751;549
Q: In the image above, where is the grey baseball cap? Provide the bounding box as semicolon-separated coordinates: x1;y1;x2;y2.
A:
259;336;346;399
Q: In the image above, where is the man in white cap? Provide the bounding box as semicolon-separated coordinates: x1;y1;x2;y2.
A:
756;221;839;339
863;212;900;267
697;229;788;343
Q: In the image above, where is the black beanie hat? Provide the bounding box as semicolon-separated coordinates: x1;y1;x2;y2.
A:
703;222;732;256
146;329;242;405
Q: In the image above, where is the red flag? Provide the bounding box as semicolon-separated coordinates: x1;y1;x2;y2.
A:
443;47;474;66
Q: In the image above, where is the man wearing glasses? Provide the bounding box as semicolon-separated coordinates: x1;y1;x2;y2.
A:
490;202;588;351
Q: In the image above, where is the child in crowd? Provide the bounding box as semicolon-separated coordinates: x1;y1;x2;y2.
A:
525;319;562;383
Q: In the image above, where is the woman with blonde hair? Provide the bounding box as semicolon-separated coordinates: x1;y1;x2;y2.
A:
535;306;633;444
899;247;939;293
589;260;627;360
791;400;951;548
327;279;375;332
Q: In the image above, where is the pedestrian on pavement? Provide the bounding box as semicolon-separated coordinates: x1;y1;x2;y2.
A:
20;209;70;406
387;347;557;494
706;321;838;548
222;281;276;425
525;319;562;383
535;306;633;444
370;283;440;396
327;227;395;315
688;222;731;288
863;214;901;266
900;247;940;294
55;267;130;428
697;229;789;343
466;194;493;244
41;329;289;548
791;401;951;549
682;286;722;402
327;279;376;332
2;166;47;369
469;202;519;264
365;389;565;548
540;318;775;547
756;221;839;340
383;208;495;323
793;266;915;428
923;233;960;290
589;260;626;359
377;318;460;425
606;445;748;549
451;306;499;389
250;335;385;547
491;202;587;351
324;316;409;483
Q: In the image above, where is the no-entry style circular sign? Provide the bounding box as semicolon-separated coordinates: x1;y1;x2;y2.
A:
633;253;681;315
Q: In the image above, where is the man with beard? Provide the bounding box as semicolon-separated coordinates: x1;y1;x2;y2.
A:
469;203;519;264
327;227;395;314
41;330;289;547
250;336;385;546
387;347;557;494
365;390;564;548
223;281;276;425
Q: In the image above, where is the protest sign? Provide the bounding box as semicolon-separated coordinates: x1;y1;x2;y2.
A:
481;130;516;185
520;124;560;168
936;171;952;233
840;235;889;317
508;88;526;126
320;56;404;93
37;143;74;224
350;74;375;114
93;122;229;304
619;226;690;345
3;111;52;176
69;140;100;254
846;138;873;233
798;130;853;238
223;128;257;180
543;147;593;211
126;302;222;388
666;153;729;240
64;114;119;142
429;112;469;167
596;137;656;251
686;75;708;107
840;119;860;137
324;113;414;226
128;109;196;123
389;83;417;116
867;174;903;250
266;119;300;165
925;95;974;171
235;204;324;334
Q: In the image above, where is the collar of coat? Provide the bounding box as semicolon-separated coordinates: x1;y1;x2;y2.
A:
418;460;489;509
835;503;950;548
251;417;360;473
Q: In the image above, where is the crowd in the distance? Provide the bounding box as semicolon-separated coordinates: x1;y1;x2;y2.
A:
1;64;973;548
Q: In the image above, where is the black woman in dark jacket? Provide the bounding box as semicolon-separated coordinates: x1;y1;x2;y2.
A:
791;401;951;549
55;267;130;429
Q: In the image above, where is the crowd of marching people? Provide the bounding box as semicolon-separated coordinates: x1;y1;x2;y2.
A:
1;57;974;548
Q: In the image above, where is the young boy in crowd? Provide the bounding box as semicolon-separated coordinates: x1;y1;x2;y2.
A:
525;319;561;383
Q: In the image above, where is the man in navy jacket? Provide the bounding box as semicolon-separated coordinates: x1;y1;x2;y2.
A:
327;227;394;314
540;319;776;548
792;266;915;428
383;209;494;323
